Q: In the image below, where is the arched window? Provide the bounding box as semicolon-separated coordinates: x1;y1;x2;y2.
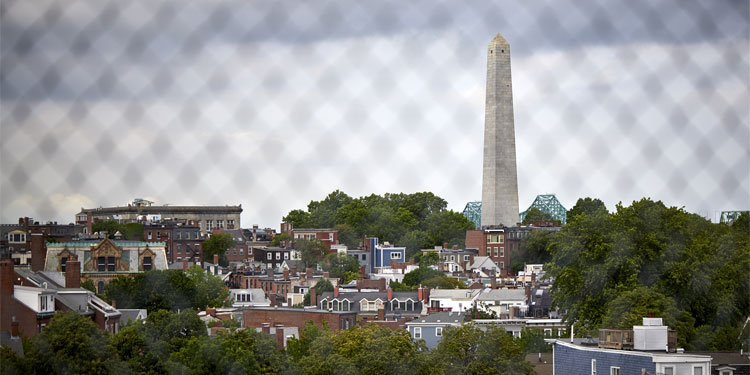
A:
391;299;398;310
321;300;328;310
407;300;413;311
343;300;349;311
97;281;105;294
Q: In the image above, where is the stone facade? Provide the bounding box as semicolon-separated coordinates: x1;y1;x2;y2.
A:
481;33;520;227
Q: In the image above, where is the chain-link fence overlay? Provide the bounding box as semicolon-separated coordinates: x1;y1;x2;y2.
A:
1;1;748;226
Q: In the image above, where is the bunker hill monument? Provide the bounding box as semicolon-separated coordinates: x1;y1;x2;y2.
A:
481;33;520;227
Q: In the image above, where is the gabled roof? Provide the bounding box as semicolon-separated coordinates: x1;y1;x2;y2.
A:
429;289;481;300
477;288;526;302
469;256;498;270
406;311;466;325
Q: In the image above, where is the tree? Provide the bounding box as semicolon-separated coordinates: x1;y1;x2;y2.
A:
295;239;327;269
522;207;554;225
119;222;144;241
269;233;292;247
91;220;120;238
202;232;235;266
511;230;555;273
567;197;607;219
419;251;440;267
23;312;120;374
185;265;230;309
431;324;533;375
283;209;311;228
321;253;360;284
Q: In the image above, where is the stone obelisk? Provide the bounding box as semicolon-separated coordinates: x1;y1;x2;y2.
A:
481;33;519;227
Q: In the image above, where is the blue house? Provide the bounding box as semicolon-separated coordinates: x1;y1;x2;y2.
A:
549;318;712;375
368;237;405;271
405;311;466;349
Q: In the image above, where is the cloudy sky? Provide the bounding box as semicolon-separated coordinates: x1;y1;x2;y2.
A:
1;0;748;228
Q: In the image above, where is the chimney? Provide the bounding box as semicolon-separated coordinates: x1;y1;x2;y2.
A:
30;233;47;272
310;287;317;307
262;323;271;335
11;320;19;338
283;269;289;280
0;260;15;332
418;287;423;301
65;256;81;289
213;254;219;266
525;284;531;304
334;287;339;297
491;277;497;289
377;308;384;321
306;268;312;279
182;258;188;271
111;299;117;309
291;267;297;277
387;288;392;301
391;259;397;269
443;242;448;249
275;324;285;349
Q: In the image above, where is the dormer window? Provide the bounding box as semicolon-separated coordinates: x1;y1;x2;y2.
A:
61;257;68;272
143;256;152;271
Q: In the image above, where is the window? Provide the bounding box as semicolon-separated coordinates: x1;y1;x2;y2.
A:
664;368;674;375
342;300;350;311
40;295;47;311
275;253;280;260
436;327;442;337
450;255;455;261
239;248;244;255
464;255;470;261
217;220;224;229
61;257;67;272
719;370;733;375
177;244;182;254
267;253;272;260
97;281;105;294
107;256;116;271
693;367;703;375
321;300;328;310
610;367;619;375
333;300;339;311
143;256;152;271
157;232;161;240
233;248;237;255
177;232;182;240
206;220;213;231
284;252;289;259
414;327;421;339
500;247;504;257
147;231;152;240
591;359;596;375
329;233;334;241
228;220;234;227
97;257;106;271
544;329;552;336
390;252;401;259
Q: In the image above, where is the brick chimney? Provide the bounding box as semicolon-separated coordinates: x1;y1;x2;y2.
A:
377;308;384;321
491;277;497;289
525;284;531;304
30;232;47;271
310;287;317;307
387;288;392;301
418;287;423;301
275;324;285;349
1;259;15;332
213;254;219;265
291;267;297;277
283;269;289;280
65;256;81;289
306;268;312;279
334;287;339;297
11;320;19;338
261;322;271;335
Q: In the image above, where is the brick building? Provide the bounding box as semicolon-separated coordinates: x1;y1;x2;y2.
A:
253;247;294;270
243;306;356;333
280;222;339;251
171;225;203;264
75;199;242;236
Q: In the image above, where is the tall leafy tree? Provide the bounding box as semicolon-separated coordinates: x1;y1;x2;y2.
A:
202;232;235;265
